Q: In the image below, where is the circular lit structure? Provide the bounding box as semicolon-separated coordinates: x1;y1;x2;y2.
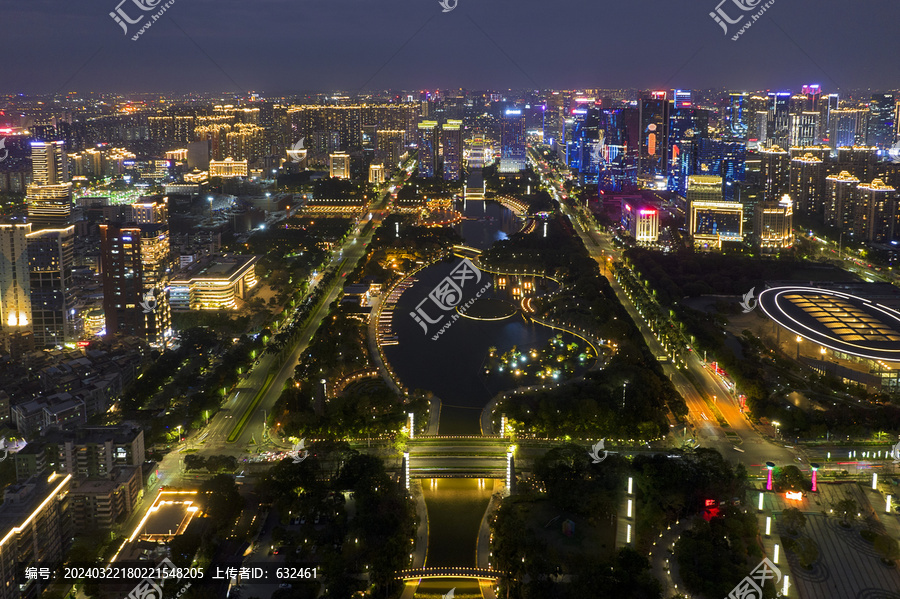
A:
758;286;900;362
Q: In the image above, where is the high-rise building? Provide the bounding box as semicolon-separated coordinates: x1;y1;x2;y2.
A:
0;472;72;599
639;91;669;178
853;179;899;242
500;109;526;173
835;146;878;183
824;171;860;230
867;93;896;150
691;138;745;201
686;175;724;204
830;109;869;149
442;120;463;181
765;92;792;148
755;195;794;250
99;223;170;347
417;120;439;178
621;199;659;245
27;141;72;231
724;93;750;139
790;153;827;216
0;224;33;335
329;152;351;179
377;130;406;169
759;145;790;201
26;226;76;348
690;199;744;250
788;112;820;147
819;93;840;143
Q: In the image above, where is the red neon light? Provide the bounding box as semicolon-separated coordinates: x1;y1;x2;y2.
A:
77;341;90;347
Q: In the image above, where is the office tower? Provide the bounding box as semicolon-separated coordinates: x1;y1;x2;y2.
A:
765;92;792;148
689;137;745;201
0;224;33;335
673;89;692;108
824;171;860;230
638;91;669;178
26;226;76;347
545;92;565;151
789;112;820;147
417;120;439;178
830;109;869;149
99;223;169;347
500;109;526;173
668;107;710;195
442;120;463;181
853;179;899;242
194;123;232;161
801;85;822;112
329;152;351;179
867;93;896;150
725;93;750;139
565;102;591;169
818;93;840;143
0;473;72;598
621;199;659;245
27;141;72;231
570;107;603;184
759;145;790;201
756;195;794;250
377;130;406;170
790;153;827;216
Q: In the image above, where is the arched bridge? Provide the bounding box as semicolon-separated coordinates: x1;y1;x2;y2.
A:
396;567;501;581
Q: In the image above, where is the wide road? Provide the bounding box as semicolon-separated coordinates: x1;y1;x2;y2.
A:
155;172;406;487
528;149;801;475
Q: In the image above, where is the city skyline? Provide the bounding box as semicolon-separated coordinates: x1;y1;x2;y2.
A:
3;0;900;93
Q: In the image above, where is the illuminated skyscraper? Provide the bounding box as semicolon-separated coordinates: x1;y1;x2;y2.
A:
639;91;669;178
788;112;820;147
442;120;463;181
824;171;860;230
759;145;790;201
27;225;76;347
27;141;72;231
725;93;750;139
377;130;406;169
830;109;869;149
500;109;526;173
100;223;170;347
854;179;899;242
765;92;792;148
790;153;827;216
131;196;169;225
755;195;794;250
417;120;439;178
868;94;896;150
0;224;33;335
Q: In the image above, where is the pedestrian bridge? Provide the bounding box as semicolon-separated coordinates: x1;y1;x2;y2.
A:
396;567;501;581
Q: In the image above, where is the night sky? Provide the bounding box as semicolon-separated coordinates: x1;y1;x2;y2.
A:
3;0;900;94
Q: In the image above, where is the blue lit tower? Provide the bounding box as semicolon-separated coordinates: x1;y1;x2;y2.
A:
417;120;439;178
639;91;669;178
